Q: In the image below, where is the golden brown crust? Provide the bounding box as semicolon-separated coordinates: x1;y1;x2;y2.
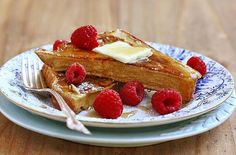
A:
50;95;61;110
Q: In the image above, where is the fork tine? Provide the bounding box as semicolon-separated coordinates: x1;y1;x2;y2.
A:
27;56;34;87
39;71;46;88
33;60;40;89
22;55;29;87
38;61;47;88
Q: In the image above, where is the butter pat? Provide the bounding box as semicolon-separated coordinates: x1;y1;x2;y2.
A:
93;41;153;63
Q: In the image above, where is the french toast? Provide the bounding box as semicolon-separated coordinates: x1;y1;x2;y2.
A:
42;64;116;113
37;29;201;102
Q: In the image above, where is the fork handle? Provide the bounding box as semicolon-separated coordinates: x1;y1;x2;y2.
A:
48;89;91;135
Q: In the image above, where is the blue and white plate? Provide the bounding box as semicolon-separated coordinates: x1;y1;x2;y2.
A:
0;93;235;147
0;43;234;128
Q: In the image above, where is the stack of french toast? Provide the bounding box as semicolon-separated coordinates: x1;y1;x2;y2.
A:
36;26;204;117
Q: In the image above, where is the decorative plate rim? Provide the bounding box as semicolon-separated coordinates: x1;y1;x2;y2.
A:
0;92;235;147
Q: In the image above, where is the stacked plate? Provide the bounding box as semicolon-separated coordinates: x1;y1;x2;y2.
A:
0;43;235;147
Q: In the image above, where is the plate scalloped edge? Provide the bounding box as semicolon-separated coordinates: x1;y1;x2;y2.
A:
0;91;235;147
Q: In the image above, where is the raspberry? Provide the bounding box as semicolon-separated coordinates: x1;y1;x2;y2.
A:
151;89;182;115
71;25;98;50
82;38;99;50
93;90;123;119
119;81;144;106
187;56;207;76
66;63;86;85
53;40;68;51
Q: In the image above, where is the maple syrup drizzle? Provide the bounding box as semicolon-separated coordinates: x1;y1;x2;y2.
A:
137;105;150;112
86;110;100;118
121;110;137;118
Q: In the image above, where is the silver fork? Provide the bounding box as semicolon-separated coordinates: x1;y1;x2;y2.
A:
21;55;91;135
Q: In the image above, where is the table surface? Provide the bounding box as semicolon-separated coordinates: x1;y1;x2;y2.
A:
0;0;236;154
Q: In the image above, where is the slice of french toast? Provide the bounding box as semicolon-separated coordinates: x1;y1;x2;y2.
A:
37;29;201;102
42;65;116;113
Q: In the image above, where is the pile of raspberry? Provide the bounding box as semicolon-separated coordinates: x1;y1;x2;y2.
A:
93;81;182;119
93;54;207;118
52;25;208;119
